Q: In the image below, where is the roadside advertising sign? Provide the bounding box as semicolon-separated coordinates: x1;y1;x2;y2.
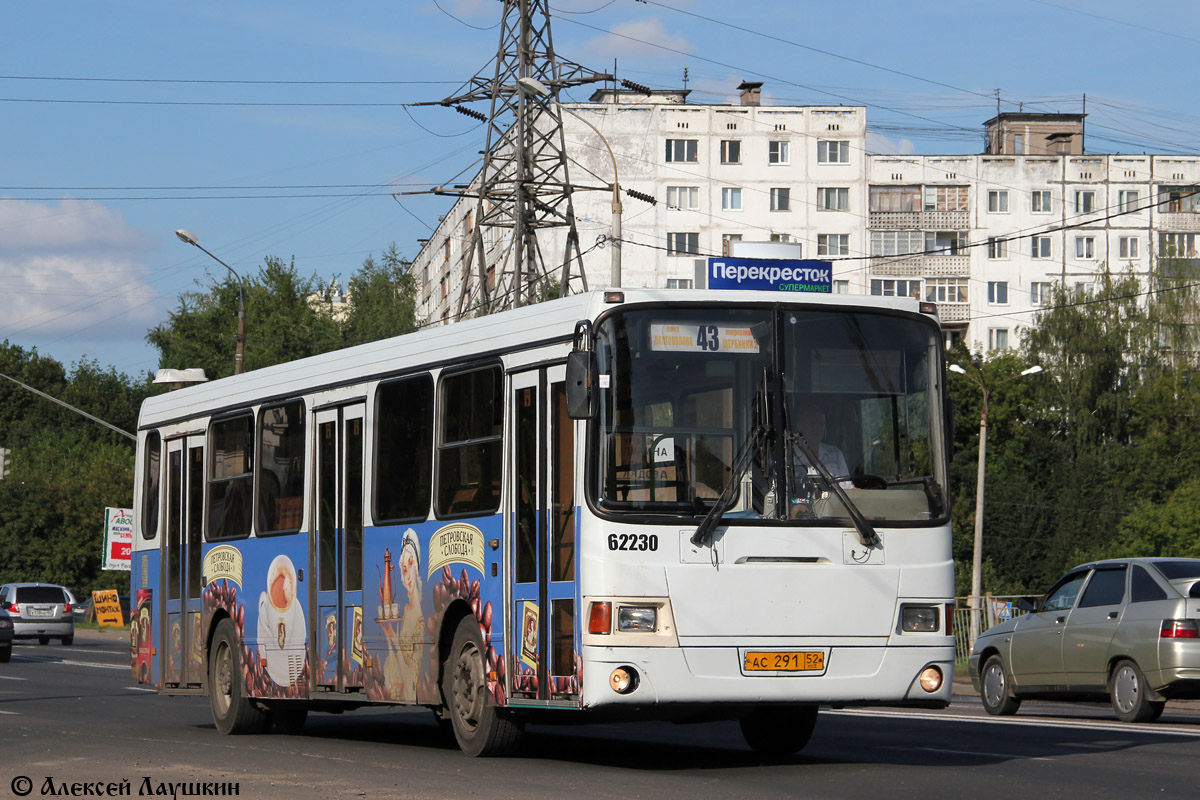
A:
103;506;134;571
93;589;125;627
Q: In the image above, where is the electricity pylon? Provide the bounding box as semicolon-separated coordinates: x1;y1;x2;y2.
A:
432;0;610;314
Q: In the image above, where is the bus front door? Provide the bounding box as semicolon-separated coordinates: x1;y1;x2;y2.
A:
509;366;580;704
312;404;366;694
163;436;205;688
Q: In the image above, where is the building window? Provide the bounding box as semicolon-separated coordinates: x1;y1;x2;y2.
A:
1158;186;1200;213
817;140;849;164
833;280;850;294
720;140;741;165
987;237;1008;259
870;185;920;212
1074;281;1095;297
1032;190;1052;213
1160;232;1199;258
721;233;742;255
666;278;694;289
988;281;1009;305
666;186;699;210
1032;235;1052;259
769;234;795;247
1075;190;1097;213
720;187;742;211
988;190;1009;213
443;239;450;263
1013;134;1024;154
1118;190;1140;213
926;230;967;255
668;232;700;255
1119;236;1139;259
926;278;968;304
818;187;849;211
988;328;1009;352
871;279;921;299
870;230;923;257
923;185;969;211
1075;236;1096;259
818;234;849;256
1030;281;1053;306
768;141;790;164
770;187;791;211
665;139;698;163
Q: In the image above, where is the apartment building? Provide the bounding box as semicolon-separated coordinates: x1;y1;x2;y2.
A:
412;85;1199;353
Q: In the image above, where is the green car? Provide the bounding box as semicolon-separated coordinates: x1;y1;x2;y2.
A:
969;558;1200;722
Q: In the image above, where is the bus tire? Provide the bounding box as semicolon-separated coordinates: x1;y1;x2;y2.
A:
739;705;818;755
208;618;268;735
443;615;522;757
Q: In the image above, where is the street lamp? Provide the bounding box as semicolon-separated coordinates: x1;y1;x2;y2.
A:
516;76;623;289
175;229;246;375
949;361;1043;646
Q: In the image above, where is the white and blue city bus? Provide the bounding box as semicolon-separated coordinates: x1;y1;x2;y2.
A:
130;287;955;756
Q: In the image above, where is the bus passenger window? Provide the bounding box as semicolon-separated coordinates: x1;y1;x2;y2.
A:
208;415;254;540
375;374;434;522
437;366;502;517
257;401;305;534
142;432;161;540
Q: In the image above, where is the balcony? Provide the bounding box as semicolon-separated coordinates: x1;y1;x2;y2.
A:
870;254;969;276
1157;212;1200;232
869;210;969;230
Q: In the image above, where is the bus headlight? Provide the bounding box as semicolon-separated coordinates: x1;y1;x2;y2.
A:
610;666;639;694
919;666;944;693
901;605;940;633
617;605;657;632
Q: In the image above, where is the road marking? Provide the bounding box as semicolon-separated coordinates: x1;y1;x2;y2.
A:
14;655;128;670
126;686;156;692
883;745;1052;761
0;675;27;681
0;710;19;715
828;707;1200;738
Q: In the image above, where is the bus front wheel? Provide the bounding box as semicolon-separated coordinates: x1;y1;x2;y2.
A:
209;618;268;735
442;615;522;757
739;705;818;755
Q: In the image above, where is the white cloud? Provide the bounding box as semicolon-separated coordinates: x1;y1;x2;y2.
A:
866;131;916;155
0;200;166;351
580;17;692;60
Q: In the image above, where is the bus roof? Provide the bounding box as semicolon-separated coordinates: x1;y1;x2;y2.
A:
139;288;930;429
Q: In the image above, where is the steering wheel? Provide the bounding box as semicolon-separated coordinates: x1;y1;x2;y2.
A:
849;474;888;490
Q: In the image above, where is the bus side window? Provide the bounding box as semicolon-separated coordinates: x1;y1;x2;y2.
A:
375;374;434;522
437;366;502;517
257;400;305;535
142;431;161;540
208;414;254;540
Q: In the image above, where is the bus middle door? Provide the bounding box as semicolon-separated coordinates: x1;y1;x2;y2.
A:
313;403;366;693
509;366;579;704
163;435;205;688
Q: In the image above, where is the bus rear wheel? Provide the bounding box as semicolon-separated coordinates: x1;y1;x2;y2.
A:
442;615;522;757
739;705;818;755
208;618;268;735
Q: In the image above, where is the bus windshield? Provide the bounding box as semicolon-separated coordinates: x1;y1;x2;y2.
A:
593;305;948;524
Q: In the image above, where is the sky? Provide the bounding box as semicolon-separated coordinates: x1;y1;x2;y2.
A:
4;0;1199;378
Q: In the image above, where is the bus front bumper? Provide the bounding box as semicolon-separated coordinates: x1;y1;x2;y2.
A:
581;643;954;710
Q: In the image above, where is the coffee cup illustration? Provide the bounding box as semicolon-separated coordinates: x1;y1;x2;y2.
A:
257;554;306;686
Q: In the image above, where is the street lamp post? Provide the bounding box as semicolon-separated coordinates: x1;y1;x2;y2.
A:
175;229;246;375
516;76;623;288
949;361;1043;646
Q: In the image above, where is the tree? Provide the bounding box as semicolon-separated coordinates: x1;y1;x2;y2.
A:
341;243;419;344
147;256;343;379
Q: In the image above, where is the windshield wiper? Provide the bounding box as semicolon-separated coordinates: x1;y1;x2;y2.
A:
791;431;880;550
690;421;768;548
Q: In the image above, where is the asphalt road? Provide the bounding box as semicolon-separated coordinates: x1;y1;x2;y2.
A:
2;629;1199;800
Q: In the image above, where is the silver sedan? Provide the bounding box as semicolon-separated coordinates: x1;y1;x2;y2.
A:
968;557;1200;722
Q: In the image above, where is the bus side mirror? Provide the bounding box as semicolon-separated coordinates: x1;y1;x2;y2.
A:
566;349;598;419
